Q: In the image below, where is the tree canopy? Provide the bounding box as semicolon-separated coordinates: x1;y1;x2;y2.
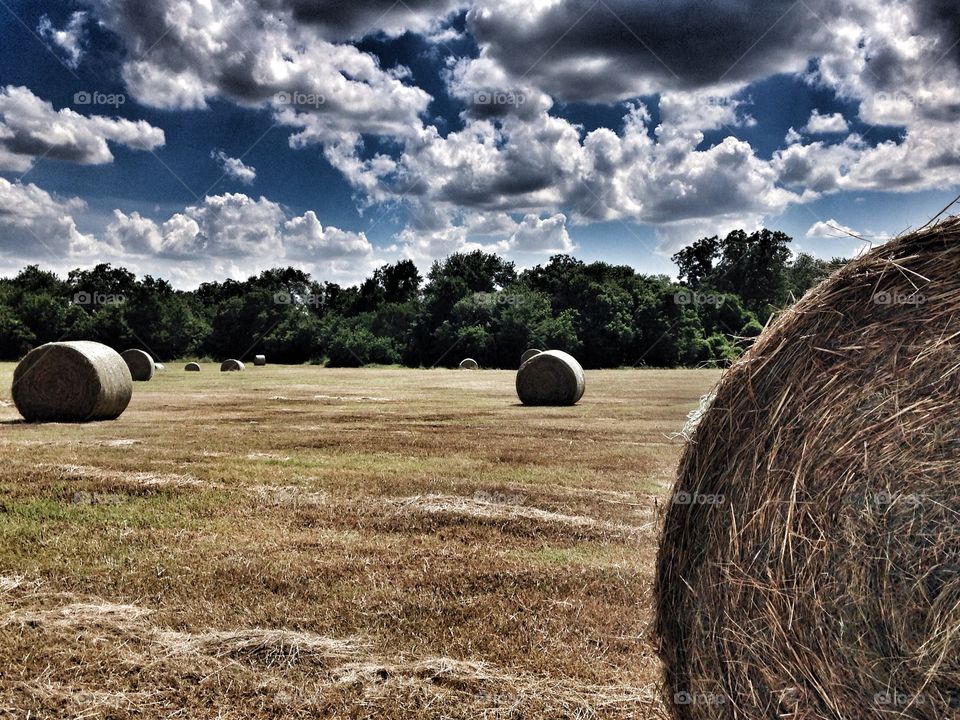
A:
0;229;846;367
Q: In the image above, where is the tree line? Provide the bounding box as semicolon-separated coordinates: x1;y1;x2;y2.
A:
0;229;846;368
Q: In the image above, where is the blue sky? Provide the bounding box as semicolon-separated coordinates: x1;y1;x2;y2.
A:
1;0;959;287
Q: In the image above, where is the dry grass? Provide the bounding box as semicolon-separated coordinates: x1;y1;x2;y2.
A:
0;364;718;718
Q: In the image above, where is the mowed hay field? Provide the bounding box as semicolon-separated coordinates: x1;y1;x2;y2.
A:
0;365;719;719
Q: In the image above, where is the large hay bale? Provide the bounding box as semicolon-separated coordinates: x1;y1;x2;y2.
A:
521;348;541;364
12;341;133;422
121;349;155;381
515;350;584;405
459;358;479;370
655;218;960;719
184;362;201;372
253;354;266;366
220;359;245;372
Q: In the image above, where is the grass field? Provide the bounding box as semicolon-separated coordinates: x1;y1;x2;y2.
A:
0;364;720;719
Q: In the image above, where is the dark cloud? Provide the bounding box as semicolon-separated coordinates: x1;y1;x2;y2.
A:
259;0;465;39
915;0;960;64
468;0;843;102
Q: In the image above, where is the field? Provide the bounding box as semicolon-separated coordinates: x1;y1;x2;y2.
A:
0;364;720;719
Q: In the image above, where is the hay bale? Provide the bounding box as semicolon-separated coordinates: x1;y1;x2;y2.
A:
220;359;245;372
459;358;479;370
184;362;201;372
253;354;266;366
121;349;155;381
521;348;541;364
154;363;165;371
515;350;584;405
11;341;133;422
655;217;960;719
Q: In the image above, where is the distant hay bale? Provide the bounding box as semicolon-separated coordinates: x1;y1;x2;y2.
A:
184;362;201;372
515;350;584;406
154;363;165;371
121;349;155;381
220;359;245;372
11;341;133;422
521;348;541;364
253;354;266;366
459;358;479;370
655;217;960;719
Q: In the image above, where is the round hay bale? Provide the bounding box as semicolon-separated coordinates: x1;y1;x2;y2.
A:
459;358;479;370
253;354;266;366
121;349;155;381
521;348;541;364
515;350;584;405
154;363;165;371
220;359;245;372
12;341;133;422
655;218;960;719
184;362;201;372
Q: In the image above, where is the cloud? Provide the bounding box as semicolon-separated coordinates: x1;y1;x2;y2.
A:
89;0;432;147
257;0;466;40
211;150;256;185
0;85;164;172
466;0;846;103
37;11;87;68
506;213;574;253
805;219;862;239
105;194;376;284
0;178;99;258
318;101;798;260
805;110;850;134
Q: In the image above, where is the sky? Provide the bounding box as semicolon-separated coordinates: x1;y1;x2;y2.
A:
1;0;959;288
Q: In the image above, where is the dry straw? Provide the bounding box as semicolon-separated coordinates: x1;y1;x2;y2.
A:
515;350;584;405
121;349;155;381
253;354;266;366
521;348;541;364
459;358;479;370
12;341;133;422
184;362;201;372
220;359;245;372
655;217;960;719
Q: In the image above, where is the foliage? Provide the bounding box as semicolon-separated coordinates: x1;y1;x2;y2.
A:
0;232;846;367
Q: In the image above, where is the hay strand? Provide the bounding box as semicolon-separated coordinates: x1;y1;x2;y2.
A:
12;341;133;422
515;350;585;406
220;359;245;372
121;349;155;381
655;216;960;719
